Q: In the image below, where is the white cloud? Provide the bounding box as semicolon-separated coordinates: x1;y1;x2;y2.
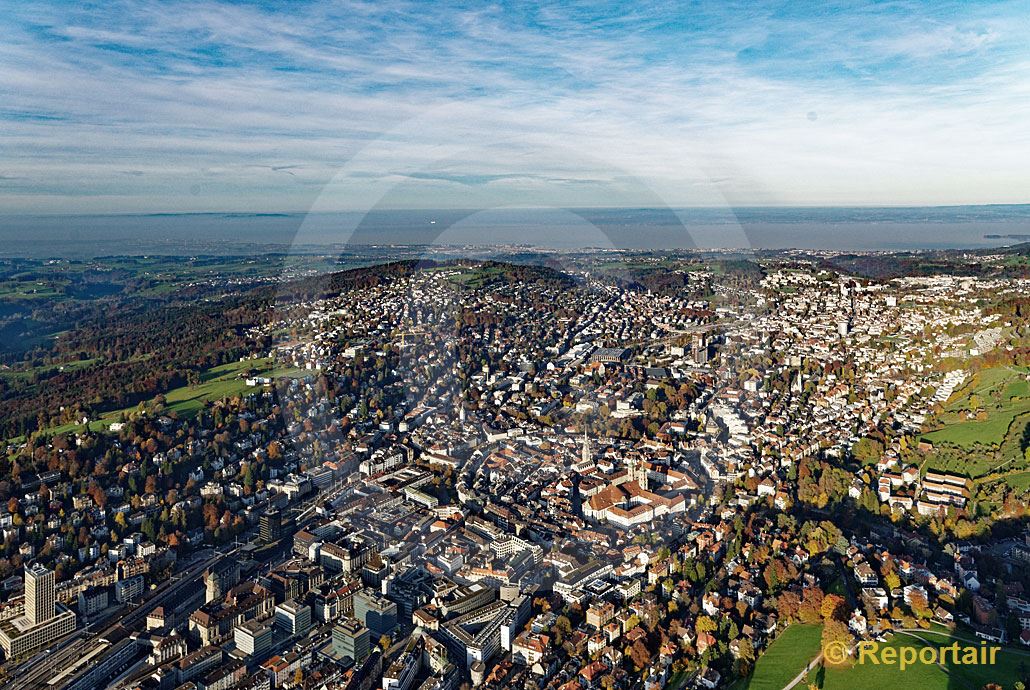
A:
0;0;1028;212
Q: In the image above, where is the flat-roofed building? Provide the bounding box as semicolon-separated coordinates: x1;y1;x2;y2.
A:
25;563;55;625
353;589;397;638
259;510;282;544
332;617;370;664
234;619;274;658
274;600;312;638
589;347;630;364
0;564;76;659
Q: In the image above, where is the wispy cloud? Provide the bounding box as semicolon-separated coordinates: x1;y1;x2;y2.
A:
0;0;1028;212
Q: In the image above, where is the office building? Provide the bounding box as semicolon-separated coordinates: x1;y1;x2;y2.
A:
332;617;370;664
25;563;55;625
260;510;282;543
234;619;274;658
353;589;397;638
274;600;312;638
0;564;76;659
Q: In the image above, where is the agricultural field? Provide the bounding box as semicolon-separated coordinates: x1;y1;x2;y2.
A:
0;254;348;357
921;366;1030;479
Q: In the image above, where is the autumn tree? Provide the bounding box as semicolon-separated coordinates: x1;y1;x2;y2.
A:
798;587;825;624
907;590;931;619
629;639;650;670
821;619;852;666
821;594;846;622
776;591;801;621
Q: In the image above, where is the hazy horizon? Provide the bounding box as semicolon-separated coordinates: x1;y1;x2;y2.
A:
9;202;1030;217
2;204;1028;259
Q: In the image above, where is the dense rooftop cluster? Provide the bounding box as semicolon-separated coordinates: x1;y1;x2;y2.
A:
1;255;1029;690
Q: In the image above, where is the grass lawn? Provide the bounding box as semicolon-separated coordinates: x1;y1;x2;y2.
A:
151;358;308;418
820;627;1030;690
1004;471;1030;492
737;624;823;690
35;357;308;438
924;365;1030;449
922;447;1009;478
922;403;1027;448
943;367;1011;411
1003;378;1030;400
913;629;1030;689
0;284;64;299
666;668;692;690
980;469;1030;492
445;265;507;288
918;365;1030;480
820;632;950;690
0;357;98;381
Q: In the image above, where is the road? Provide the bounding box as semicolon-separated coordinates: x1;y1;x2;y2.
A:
781;651;824;690
6;548;228;690
8;479;350;690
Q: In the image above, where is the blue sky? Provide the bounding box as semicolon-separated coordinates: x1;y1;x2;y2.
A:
1;0;1028;213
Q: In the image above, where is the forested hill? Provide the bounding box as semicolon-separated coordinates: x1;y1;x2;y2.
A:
818;243;1030;280
0;259;575;440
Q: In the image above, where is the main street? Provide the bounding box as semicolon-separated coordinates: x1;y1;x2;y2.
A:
7;478;351;690
6;548;228;690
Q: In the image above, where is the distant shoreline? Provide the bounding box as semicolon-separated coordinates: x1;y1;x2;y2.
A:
1;206;1028;258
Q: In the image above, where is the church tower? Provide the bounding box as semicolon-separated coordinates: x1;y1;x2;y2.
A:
627;454;648;490
205;570;222;604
